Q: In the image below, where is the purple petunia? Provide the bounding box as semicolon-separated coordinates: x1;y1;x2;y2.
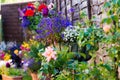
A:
42;8;49;17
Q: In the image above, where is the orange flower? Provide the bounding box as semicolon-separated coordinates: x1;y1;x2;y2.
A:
14;49;19;55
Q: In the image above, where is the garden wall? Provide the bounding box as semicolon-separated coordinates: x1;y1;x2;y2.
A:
47;0;106;26
1;2;27;42
1;0;106;42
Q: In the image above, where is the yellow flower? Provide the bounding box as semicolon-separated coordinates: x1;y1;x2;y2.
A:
14;49;19;55
4;54;11;61
22;42;30;49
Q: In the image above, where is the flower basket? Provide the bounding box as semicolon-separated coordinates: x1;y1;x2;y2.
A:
30;72;39;80
2;75;23;80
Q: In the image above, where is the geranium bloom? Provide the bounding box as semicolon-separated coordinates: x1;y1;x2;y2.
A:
42;46;57;62
24;9;34;17
27;3;35;9
38;3;47;12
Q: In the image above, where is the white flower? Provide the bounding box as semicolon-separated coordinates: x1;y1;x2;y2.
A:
83;69;89;74
62;25;80;42
48;3;54;10
0;59;12;68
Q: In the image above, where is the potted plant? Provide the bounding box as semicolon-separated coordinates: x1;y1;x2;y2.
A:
38;45;74;80
21;40;45;80
0;66;23;80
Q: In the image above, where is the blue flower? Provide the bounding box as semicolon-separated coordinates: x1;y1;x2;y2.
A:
21;17;31;28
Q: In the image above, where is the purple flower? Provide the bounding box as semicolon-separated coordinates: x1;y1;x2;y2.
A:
23;58;41;72
27;6;35;10
42;8;49;17
6;63;11;68
18;8;24;17
36;13;72;40
21;17;31;28
49;10;56;15
68;8;75;13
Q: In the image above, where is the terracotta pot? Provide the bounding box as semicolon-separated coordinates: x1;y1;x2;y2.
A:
2;75;23;80
30;72;39;80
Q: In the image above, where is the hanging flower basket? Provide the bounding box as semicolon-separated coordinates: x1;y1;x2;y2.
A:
2;75;23;80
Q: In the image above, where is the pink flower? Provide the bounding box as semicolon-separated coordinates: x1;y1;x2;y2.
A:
42;46;57;62
18;8;24;17
103;24;111;33
48;3;54;10
0;51;5;60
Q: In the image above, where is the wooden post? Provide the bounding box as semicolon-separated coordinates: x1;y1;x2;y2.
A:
57;0;61;11
64;0;67;18
87;0;92;20
70;0;73;24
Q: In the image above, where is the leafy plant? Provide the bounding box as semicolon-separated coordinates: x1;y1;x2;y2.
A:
0;66;23;76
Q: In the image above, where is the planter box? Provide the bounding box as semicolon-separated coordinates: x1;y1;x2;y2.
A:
2;75;23;80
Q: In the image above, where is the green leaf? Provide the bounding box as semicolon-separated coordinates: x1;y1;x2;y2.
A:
80;53;86;59
102;18;112;24
111;47;118;54
102;64;112;71
86;44;91;51
104;2;111;8
111;15;119;22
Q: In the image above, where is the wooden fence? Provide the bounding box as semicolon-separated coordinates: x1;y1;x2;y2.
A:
1;2;27;42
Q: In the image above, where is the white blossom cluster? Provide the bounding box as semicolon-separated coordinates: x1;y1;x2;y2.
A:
62;25;80;42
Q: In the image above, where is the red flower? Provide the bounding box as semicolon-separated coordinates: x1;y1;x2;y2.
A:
38;3;47;12
27;3;35;9
24;9;34;17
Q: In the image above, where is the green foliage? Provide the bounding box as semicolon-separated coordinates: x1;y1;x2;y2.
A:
38;46;75;79
54;0;120;79
28;15;42;31
0;66;23;76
